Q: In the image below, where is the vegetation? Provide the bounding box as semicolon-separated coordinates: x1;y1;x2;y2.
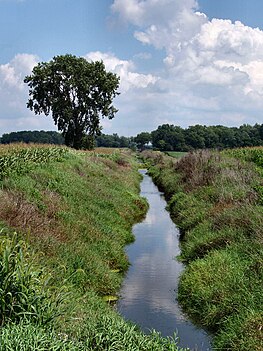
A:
0;143;67;180
96;133;134;149
3;122;263;153
0;131;64;145
142;148;263;350
136;123;263;151
0;144;187;350
0;131;133;149
164;151;187;159
133;132;152;150
224;146;263;168
24;54;120;149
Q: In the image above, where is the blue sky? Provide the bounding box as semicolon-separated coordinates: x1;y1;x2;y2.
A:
1;0;263;137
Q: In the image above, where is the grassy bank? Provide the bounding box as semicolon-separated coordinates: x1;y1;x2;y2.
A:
0;144;187;350
142;149;263;350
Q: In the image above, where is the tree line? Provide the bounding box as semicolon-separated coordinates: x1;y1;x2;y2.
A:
0;131;65;145
21;55;263;152
0;130;134;149
2;124;263;150
135;123;263;151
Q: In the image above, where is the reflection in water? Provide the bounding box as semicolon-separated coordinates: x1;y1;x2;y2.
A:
117;170;211;351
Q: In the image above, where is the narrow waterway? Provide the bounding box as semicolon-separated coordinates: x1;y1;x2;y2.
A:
117;170;211;351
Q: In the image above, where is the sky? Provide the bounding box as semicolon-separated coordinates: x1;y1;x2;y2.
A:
1;0;263;137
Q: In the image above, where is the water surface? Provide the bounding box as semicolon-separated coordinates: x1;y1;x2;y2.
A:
117;170;211;350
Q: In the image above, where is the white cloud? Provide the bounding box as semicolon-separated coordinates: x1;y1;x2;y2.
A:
84;51;158;93
0;54;56;134
0;52;159;136
0;54;39;115
3;0;263;138
110;0;263;132
0;54;38;91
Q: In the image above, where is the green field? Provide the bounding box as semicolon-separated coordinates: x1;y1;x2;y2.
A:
164;151;187;159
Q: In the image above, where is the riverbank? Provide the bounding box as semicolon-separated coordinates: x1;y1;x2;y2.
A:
0;145;188;350
142;149;263;350
117;170;211;350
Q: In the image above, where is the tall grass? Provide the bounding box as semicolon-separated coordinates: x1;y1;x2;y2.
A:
0;145;186;351
142;149;263;350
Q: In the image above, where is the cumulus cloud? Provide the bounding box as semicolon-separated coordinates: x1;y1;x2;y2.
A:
111;0;263;130
2;0;263;137
0;52;159;135
84;51;160;134
0;53;39;117
84;51;158;93
0;54;55;134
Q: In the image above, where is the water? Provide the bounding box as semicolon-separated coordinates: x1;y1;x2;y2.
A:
117;170;211;350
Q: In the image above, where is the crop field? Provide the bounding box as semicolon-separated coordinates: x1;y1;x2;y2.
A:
225;146;263;168
0;143;68;180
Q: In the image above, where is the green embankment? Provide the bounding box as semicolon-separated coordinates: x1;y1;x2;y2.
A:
142;149;263;351
0;145;187;351
164;151;187;159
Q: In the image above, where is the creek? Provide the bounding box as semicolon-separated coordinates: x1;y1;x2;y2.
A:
117;170;212;350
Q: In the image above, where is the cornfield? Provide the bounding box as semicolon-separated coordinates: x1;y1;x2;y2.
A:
225;146;263;168
0;144;68;180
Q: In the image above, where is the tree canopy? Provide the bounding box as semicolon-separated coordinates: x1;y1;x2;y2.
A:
0;130;64;145
133;132;152;150
24;54;120;149
150;123;263;151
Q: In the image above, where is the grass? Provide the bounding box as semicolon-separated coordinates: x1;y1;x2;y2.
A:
0;145;187;351
164;151;187;159
142;149;263;350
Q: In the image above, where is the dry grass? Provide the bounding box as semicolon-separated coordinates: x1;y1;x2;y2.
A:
0;190;66;242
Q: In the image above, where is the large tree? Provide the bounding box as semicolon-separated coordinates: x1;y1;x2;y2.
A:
24;54;120;149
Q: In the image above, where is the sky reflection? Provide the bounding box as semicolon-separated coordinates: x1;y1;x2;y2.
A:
117;171;211;351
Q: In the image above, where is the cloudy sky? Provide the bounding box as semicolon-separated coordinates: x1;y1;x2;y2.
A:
1;0;263;136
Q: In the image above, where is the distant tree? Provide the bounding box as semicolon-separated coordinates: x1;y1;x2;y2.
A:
134;132;152;149
0;131;64;145
95;133;131;148
151;124;185;151
185;125;205;149
203;126;220;148
24;54;120;149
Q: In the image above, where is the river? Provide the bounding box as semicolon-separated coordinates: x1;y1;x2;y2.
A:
117;170;212;350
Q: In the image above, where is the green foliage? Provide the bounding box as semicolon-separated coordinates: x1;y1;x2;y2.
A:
165;151;187;159
0;321;79;350
24;54;120;149
150;123;263;151
96;133;132;148
0;144;68;180
0;146;185;350
80;314;187;351
179;244;262;326
142;149;263;350
0;131;65;145
224;146;263;167
133;132;152;150
169;192;211;232
0;231;58;326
